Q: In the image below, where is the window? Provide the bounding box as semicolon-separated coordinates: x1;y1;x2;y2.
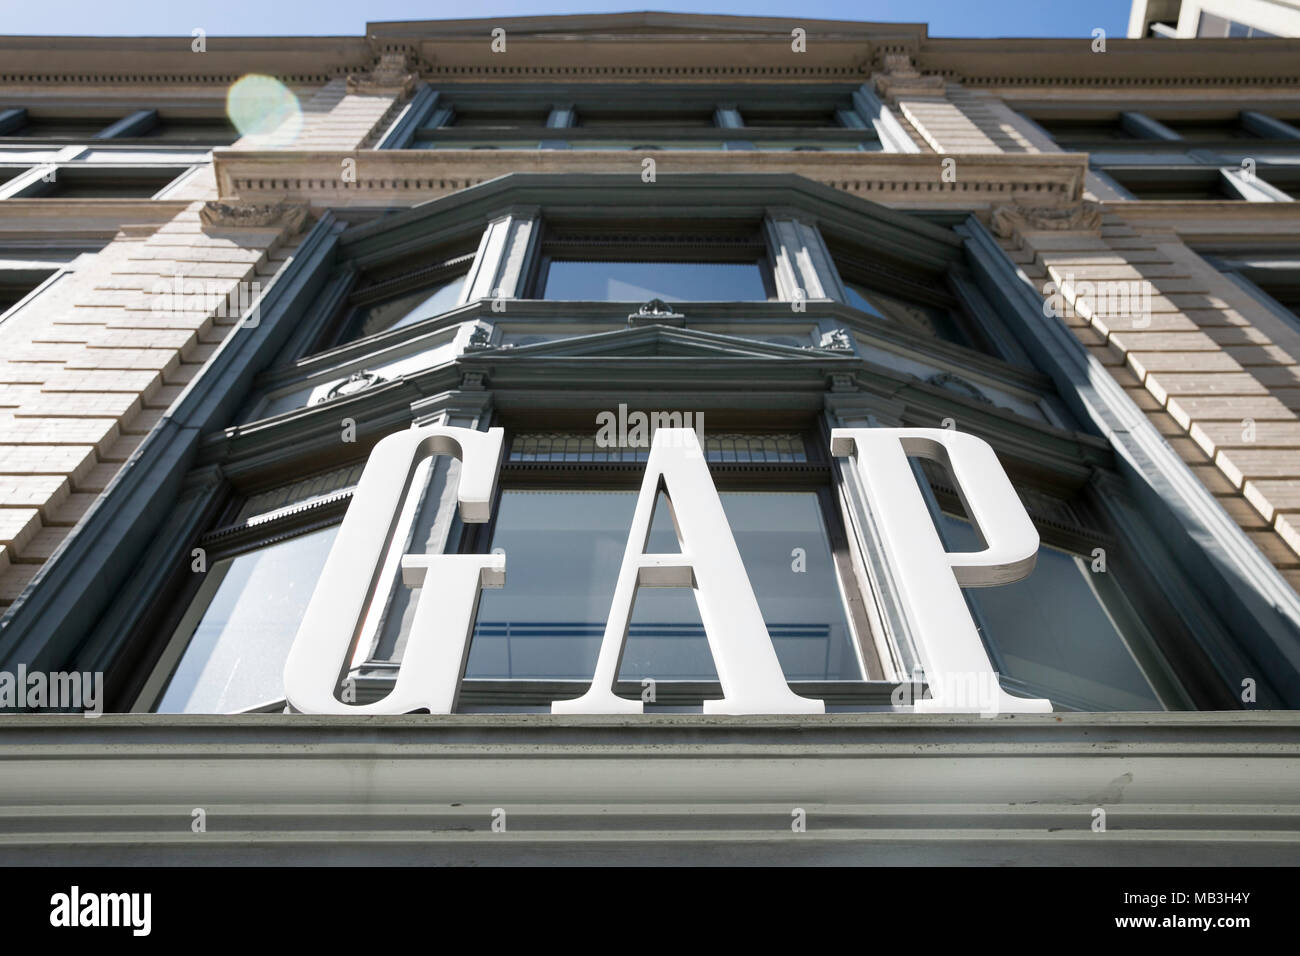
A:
1102;166;1294;201
407;90;879;151
1033;118;1140;148
541;259;771;302
0;265;59;316
1197;13;1275;38
326;250;477;347
351;273;468;338
136;117;239;146
1205;251;1300;334
740;108;840;127
9;165;183;199
1158;118;1260;142
939;515;1165;711
465;489;861;682
833;254;974;346
576;109;716;128
448;109;549;128
0;114;116;139
150;527;340;713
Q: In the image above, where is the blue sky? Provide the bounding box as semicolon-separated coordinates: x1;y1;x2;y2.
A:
2;0;1132;39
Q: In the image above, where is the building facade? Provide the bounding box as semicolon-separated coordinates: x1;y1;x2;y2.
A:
1;14;1299;864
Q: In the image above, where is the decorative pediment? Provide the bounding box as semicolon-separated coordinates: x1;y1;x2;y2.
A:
463;324;858;362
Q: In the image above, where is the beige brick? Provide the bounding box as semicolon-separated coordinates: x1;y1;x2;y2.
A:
1127;351;1243;378
1166;396;1296;426
1215;495;1270;530
41;369;161;398
1247;530;1300;568
46;492;98;527
1190;420;1300;453
1146;373;1269;407
15;392;142;420
1189;463;1241;495
1243;480;1300;522
1108;331;1220;352
0;418;119;454
1225;345;1295;367
1250;366;1300;389
1206;326;1274;347
0;445;97;483
1275;513;1300;560
0;475;70;513
14;526;70;563
0;507;41;552
121;407;166;435
1217;448;1300;487
0;562;38;603
99;433;145;463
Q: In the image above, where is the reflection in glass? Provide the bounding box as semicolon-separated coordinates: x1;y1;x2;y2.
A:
843;282;888;317
352;274;467;339
466;489;860;681
157;527;339;713
542;260;768;302
939;515;1162;711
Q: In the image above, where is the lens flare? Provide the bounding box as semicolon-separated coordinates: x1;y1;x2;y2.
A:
226;74;302;146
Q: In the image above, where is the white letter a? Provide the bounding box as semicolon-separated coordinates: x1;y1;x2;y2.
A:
553;428;823;715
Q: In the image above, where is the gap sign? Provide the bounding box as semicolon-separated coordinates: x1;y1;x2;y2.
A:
284;425;1052;715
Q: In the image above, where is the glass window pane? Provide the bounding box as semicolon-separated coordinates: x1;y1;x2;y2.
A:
466;489;860;682
939;515;1162;711
843;282;887;317
353;274;466;339
542;260;768;302
156;526;339;713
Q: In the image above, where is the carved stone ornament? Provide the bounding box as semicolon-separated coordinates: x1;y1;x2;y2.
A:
317;370;386;404
926;371;993;405
991;200;1103;239
819;328;853;352
627;299;686;326
200;200;310;235
347;51;418;95
874;53;946;99
465;324;495;351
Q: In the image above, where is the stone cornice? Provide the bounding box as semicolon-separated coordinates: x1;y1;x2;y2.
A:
916;36;1300;89
0;17;1296;90
0;36;374;87
213;149;1089;212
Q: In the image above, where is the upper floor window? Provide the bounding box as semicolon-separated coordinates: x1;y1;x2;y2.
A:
541;259;771;302
534;225;774;302
352;272;468;339
1197;13;1276;37
407;87;881;152
6;165;185;199
325;249;476;346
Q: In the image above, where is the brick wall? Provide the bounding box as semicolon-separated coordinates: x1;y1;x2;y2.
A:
0;78;406;611
998;213;1300;587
